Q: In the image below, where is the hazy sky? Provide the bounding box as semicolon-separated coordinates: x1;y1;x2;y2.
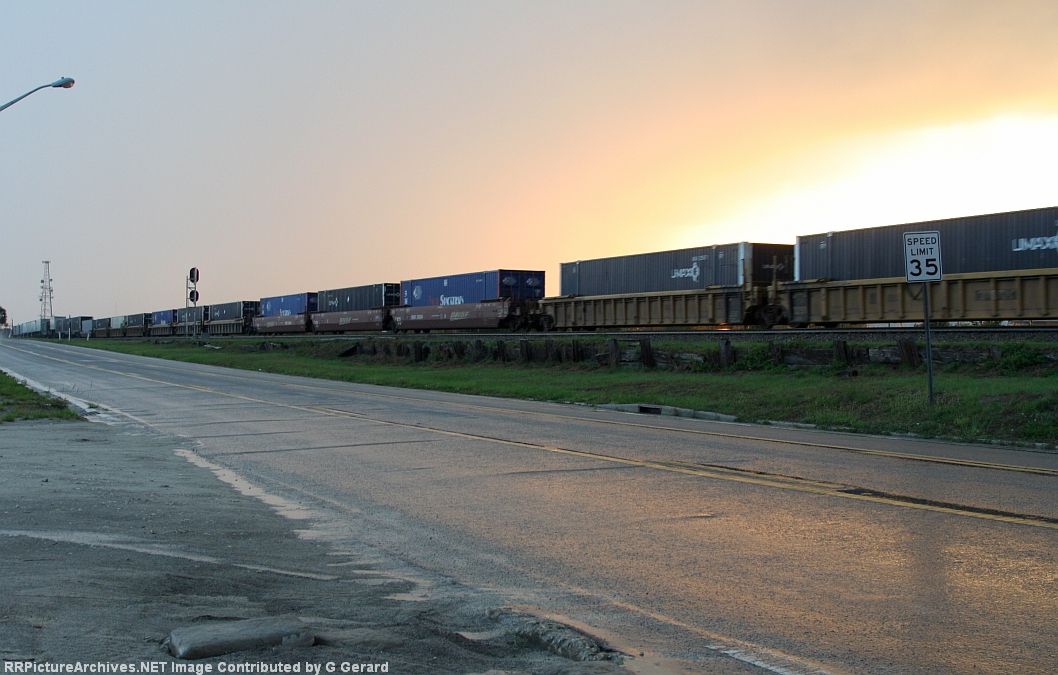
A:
4;1;1058;322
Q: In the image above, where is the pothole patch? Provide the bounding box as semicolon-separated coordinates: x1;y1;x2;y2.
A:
485;608;624;663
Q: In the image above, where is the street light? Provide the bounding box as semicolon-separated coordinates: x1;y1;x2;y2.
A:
0;77;75;113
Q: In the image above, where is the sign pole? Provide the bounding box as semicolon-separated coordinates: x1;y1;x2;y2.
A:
903;230;942;406
924;282;934;405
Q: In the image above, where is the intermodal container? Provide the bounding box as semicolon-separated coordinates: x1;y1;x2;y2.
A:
55;316;91;336
795;206;1058;281
560;243;793;296
259;293;318;318
92;318;111;330
151;310;177;326
318;283;400;312
81;318;94;335
177;306;208;323
401;270;545;307
209;301;259;322
125;313;149;328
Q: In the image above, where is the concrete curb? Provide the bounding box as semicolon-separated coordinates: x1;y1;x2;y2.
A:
597;402;737;422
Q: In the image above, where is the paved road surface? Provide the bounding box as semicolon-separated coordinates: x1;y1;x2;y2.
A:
2;340;1056;673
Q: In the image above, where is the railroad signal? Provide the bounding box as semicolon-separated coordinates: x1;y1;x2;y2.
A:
186;266;201;339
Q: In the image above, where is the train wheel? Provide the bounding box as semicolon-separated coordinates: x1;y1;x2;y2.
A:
757;304;786;329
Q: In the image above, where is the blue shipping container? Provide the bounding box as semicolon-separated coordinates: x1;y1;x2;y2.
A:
151;310;176;326
401;270;545;307
259;293;318;318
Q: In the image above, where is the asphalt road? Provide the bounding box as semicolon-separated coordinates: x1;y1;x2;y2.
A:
2;339;1056;674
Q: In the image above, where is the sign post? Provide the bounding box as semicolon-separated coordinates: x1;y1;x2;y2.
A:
903;231;942;404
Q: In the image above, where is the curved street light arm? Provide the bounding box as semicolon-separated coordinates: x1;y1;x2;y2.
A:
0;77;75;113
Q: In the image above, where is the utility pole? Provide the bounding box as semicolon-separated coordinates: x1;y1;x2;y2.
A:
39;260;54;335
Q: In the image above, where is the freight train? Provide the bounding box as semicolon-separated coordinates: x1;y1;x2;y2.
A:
10;206;1058;338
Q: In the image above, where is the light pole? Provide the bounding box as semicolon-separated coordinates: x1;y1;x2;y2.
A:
0;77;75;113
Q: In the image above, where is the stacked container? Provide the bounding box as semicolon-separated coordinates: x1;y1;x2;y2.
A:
401;270;545;307
91;317;111;338
107;315;128;338
177;306;209;323
151;310;176;326
560;243;793;297
312;284;399;333
207;300;259;335
149;310;177;336
255;293;317;333
318;283;399;312
795;206;1058;281
209;300;259;321
125;313;150;338
126;313;150;328
258;293;318;317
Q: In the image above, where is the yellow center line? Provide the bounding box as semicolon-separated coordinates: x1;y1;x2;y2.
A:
310;388;1058;477
310;406;1058;531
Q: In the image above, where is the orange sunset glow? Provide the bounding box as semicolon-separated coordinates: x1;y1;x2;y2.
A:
3;1;1058;320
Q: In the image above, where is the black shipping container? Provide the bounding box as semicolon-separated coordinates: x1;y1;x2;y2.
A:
177;306;209;323
796;206;1058;281
560;243;793;297
318;283;400;312
92;317;111;330
208;301;258;321
125;313;150;328
53;316;89;335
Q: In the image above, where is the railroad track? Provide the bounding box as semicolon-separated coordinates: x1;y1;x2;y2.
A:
48;325;1055;342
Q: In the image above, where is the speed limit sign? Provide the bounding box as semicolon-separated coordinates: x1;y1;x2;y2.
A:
903;231;943;283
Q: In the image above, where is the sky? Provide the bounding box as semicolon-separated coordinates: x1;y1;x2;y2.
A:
3;0;1058;323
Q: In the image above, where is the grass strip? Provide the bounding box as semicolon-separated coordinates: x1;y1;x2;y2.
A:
55;338;1058;447
0;371;80;423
